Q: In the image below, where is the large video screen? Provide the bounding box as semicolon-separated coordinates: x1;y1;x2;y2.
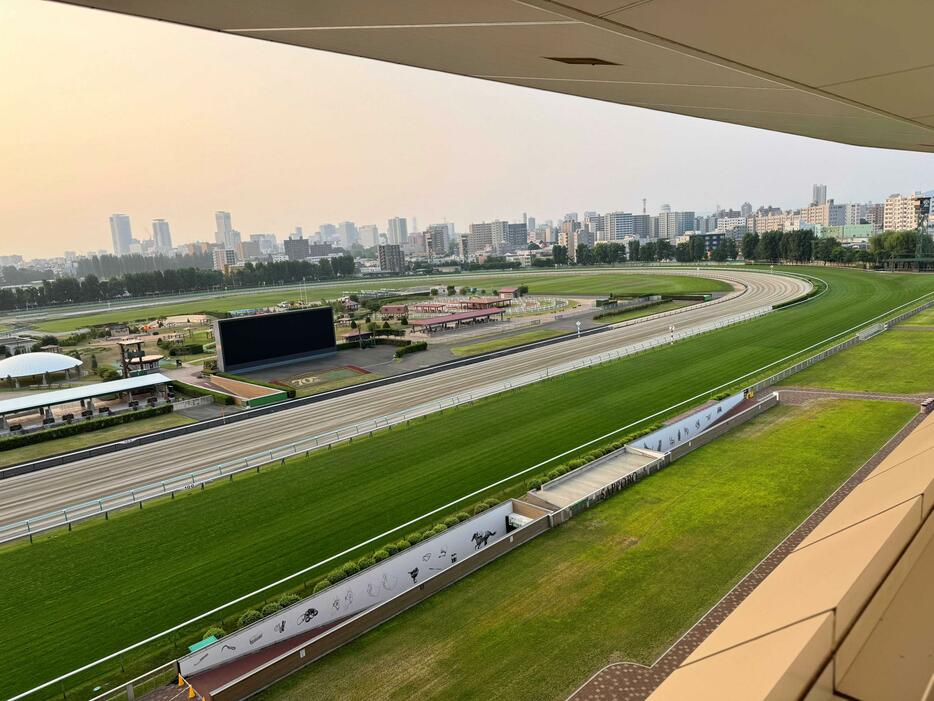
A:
216;307;335;370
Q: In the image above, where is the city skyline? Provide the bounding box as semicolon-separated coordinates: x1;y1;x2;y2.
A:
2;0;933;259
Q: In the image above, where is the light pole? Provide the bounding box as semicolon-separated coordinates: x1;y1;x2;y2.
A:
576;320;581;340
669;324;675;345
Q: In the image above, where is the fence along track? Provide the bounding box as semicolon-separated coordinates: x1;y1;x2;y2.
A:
0;306;771;545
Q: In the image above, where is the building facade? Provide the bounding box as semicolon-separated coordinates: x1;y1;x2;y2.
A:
378;244;405;273
109;213;133;256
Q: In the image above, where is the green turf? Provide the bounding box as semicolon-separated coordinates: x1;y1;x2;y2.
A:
901;306;934;326
1;267;933;698
780;328;934;394
32;272;730;333
0;413;196;468
259;399;915;701
595;299;696;324
450;328;566;356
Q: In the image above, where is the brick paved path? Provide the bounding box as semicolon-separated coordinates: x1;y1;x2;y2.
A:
569;405;926;701
778;387;929;404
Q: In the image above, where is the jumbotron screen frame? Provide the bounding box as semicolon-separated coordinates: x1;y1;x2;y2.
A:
214;307;336;372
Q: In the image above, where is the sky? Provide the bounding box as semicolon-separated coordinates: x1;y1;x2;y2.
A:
1;0;932;260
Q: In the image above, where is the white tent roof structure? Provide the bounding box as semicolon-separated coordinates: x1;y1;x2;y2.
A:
0;373;171;416
0;352;83;379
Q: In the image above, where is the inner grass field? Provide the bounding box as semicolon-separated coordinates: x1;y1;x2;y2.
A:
780;327;934;395
450;328;566;356
258;398;915;701
30;271;731;333
1;267;933;698
594;299;695;324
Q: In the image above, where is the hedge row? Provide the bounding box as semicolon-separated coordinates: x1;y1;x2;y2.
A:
592;299;665;321
170;380;235;405
524;424;662;491
0;405;173;451
213;372;296;398
205;496;503;641
167;343;204;357
394;341;428;358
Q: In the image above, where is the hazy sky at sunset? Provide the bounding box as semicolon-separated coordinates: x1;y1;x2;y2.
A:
2;0;932;259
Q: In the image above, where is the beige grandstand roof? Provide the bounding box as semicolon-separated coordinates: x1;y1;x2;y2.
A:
58;0;934;152
0;352;82;379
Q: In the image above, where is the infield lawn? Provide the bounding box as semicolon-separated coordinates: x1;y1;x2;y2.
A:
260;399;915;701
1;268;932;697
780;328;934;394
450;328;566;356
32;271;730;333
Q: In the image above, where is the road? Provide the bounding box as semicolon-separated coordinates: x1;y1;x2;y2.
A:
0;269;809;525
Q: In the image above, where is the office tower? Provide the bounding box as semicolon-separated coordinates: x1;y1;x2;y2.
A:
632;214;652;239
237;240;262;260
388;217;408;245
812;184;827;206
800;200;845;227
249;234;278;255
505;223;528;249
584;212;605;236
336;221;359;247
658;210;695;239
283;237;310;261
358;225;380;247
293;226;303;238
109;214;133;256
603;212;634;241
214;211;234;246
151;219;172;252
378;244;405;273
425;224;450;255
740;202;753;217
660;203;672;213
866;203;885;232
563;212;579;222
318;223;338;242
526;216;536;234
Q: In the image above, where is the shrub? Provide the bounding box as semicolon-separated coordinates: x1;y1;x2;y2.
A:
483;498;499;507
527;478;543;490
340;561;359;578
394;539;412;551
325;568;346;584
546;470;561;481
313;579;331;593
167;343;204;357
384;542;399;556
277;593;300;608
442;516;459;528
0;405;173;451
566;459;586;469
203;626;225;639
394;341;428;358
237;609;262;628
261;602;282;617
473;503;489;515
405;531;424;544
454;511;471;522
356;555;376;570
430;523;447;535
373;549;390;562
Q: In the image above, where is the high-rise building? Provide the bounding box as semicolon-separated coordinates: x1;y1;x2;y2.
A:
526;216;536;233
563;212;579;222
584;212;605;236
603;212;634;241
378;244;405;273
214;211;238;248
633;214;652;239
249;234;278;255
388;217;408;245
812;184;828;206
883;193;921;231
151;219;172;252
866;203;886;232
468;221;509;254
505;223;528;249
318;223;338;242
212;248;238;272
425;224;450;255
740;202;753;217
109;213;133;256
358;225;380;248
659;203;672;213
237;240;262;260
283;237;310;261
799;200;845;227
658;211;695;239
336;221;359;247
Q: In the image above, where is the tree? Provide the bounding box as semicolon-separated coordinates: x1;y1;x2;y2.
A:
741;232;759;260
689;235;707;262
714;236;738;262
575;243;589;265
627;240;640;262
656;239;673;261
90;354;98;370
756;231;782;262
552;245;569;265
674;242;692;262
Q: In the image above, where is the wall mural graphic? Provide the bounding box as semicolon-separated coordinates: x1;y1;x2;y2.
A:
179;502;518;677
637;391;745;454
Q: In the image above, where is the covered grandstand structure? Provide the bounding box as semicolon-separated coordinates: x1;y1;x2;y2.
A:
0;373;173;433
408;308;506;334
0;352;82;388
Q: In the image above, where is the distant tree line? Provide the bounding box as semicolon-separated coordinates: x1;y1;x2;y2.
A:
75;252;215;278
740;229;930;265
0;256;357;311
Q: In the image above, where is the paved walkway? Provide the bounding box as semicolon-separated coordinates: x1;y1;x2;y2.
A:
778;387;929;404
568;408;928;701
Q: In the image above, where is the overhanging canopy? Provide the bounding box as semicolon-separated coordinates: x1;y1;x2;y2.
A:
0;373;170;416
57;0;934;152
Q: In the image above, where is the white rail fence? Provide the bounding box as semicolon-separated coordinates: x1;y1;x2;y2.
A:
0;305;772;545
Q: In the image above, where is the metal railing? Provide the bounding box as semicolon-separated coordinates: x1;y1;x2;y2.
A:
86;661;176;701
0;305;772;545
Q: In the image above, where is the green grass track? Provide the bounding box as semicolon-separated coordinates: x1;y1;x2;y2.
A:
1;267;933;698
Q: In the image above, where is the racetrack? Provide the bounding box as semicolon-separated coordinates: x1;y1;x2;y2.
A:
0;269;808;525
